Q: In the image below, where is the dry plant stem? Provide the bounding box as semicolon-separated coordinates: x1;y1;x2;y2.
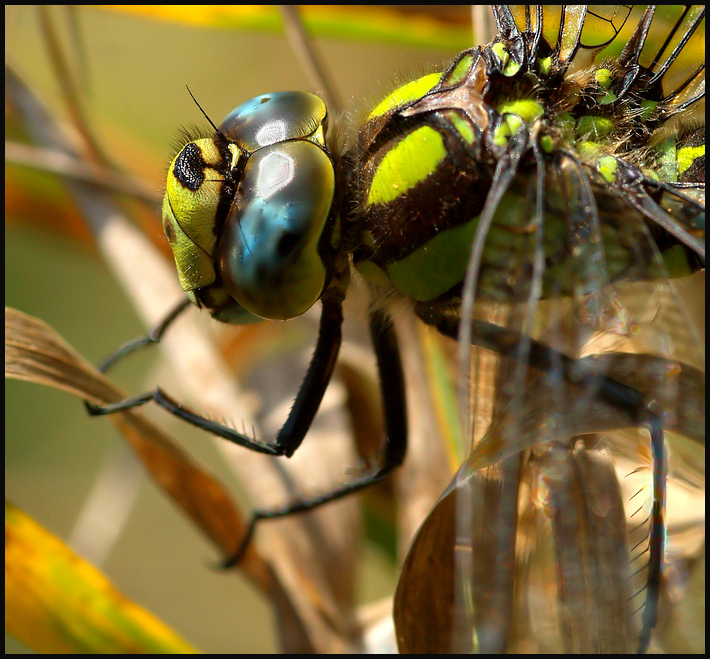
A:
5;307;273;594
9;47;365;649
5;140;159;203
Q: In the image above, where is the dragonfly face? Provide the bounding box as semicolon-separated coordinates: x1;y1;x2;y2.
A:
163;91;338;323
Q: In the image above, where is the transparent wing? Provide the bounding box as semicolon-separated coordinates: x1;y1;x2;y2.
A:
453;5;705;652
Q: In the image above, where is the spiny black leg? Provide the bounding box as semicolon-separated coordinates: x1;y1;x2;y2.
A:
84;298;191;416
84;298;190;416
223;306;407;568
415;307;649;418
99;298;192;373
88;286;346;456
269;286;345;457
369;307;408;467
637;410;665;654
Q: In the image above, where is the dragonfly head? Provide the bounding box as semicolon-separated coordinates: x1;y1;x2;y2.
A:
163;91;337;323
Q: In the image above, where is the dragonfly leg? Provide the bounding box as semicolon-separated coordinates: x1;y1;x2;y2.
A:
84;297;191;412
86;286;347;456
102;298;191;373
637;410;666;654
87;283;406;559
223;306;407;568
415;303;650;417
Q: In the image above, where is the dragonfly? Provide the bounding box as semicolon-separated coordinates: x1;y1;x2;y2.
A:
75;4;704;653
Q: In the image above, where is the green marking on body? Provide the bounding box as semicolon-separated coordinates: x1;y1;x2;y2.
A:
596;156;618;183
448;112;475;145
496;99;544;124
447;53;474;86
368;73;442;119
367;126;446;205
595;68;612;89
386;219;480;301
577;141;602;157
540;134;554;153
656;137;677;182
576;115;614;140
677;145;705;175
640;100;658;122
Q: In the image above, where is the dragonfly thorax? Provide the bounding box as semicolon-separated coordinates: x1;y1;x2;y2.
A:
344;24;704;313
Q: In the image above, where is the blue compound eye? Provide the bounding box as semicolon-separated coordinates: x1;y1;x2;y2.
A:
219;91;328;151
216;139;335;321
